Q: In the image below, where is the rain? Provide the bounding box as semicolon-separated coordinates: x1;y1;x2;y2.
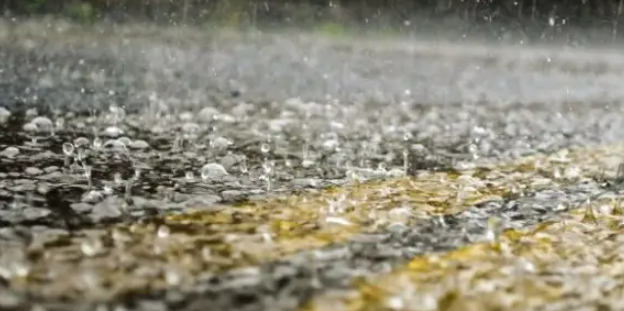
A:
2;0;624;310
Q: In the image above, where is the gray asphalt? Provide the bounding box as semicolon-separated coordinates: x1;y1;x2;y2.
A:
1;19;624;311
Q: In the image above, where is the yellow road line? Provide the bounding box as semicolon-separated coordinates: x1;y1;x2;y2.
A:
6;143;624;301
301;198;624;311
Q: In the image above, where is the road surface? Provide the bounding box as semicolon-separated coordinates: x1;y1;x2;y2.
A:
1;20;624;311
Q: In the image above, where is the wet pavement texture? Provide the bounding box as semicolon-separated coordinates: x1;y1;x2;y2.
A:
2;20;624;311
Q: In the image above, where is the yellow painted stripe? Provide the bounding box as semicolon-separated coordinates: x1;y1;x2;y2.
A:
7;143;624;301
301;199;624;311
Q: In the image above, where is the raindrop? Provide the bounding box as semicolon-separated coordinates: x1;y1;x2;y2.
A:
239;156;248;174
260;142;271;154
129;139;149;149
109;104;126;124
201;163;229;181
485;217;502;243
402;149;409;175
93;136;102;149
114;172;124;185
322;139;339;152
185;171;195;181
82;190;103;203
201;246;212;261
23;123;37;132
124;178;134;203
211;136;233;149
302;159;315;168
157;225;171;238
468;143;480;159
55;118;65;130
81;238;103;257
164;267;182;286
104;126;124;137
30;116;54;134
117;137;132;147
84;165;93;188
323;216;353;227
74;137;90;148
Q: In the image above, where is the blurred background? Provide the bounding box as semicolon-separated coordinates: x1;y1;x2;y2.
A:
2;0;624;45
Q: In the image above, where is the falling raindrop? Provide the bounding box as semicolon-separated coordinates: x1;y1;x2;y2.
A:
402;149;409;175
84;165;93;189
239;156;248;174
109;104;126;124
468;143;480;159
93;136;103;149
114;172;123;185
201;246;212;261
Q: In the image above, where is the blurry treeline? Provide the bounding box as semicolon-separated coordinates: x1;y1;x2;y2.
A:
1;0;623;29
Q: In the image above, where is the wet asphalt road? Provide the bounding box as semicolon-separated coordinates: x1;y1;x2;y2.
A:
2;20;624;311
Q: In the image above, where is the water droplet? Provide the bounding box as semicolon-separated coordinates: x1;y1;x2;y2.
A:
30;116;54;133
201;163;229;181
323;216;353;227
468;143;480;159
157;225;170;238
302;159;315;168
260;143;271;154
103;126;123;137
82;190;103;203
117;137;132;147
485;217;502;243
55;118;65;130
201;246;212;261
92;137;102;149
239;156;248;174
114;172;123;185
74;137;90;148
211;136;233;149
81;238;103;257
84;165;92;179
322;139;339;152
109;104;126;123
164;267;182;286
185;171;195;181
129;139;149;149
22;123;37;132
